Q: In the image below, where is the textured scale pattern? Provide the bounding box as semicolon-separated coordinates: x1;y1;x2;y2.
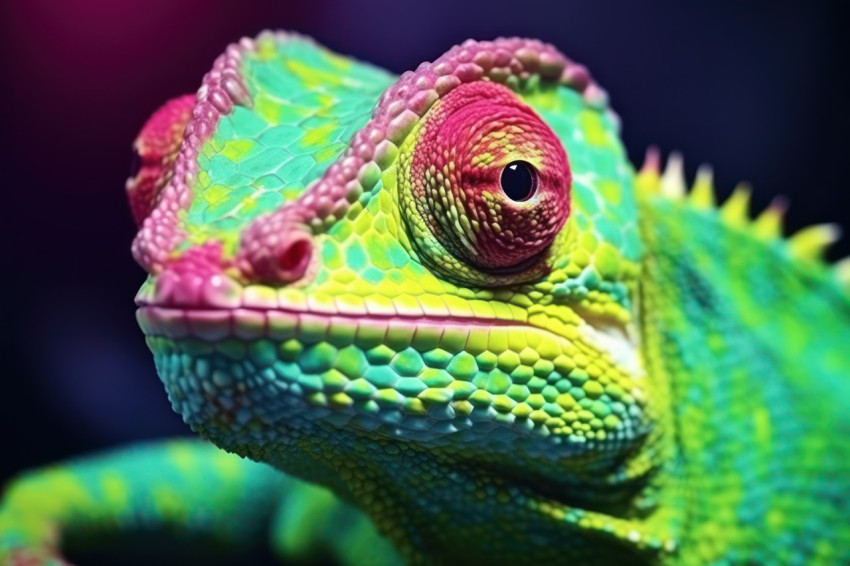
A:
2;30;849;566
185;38;395;253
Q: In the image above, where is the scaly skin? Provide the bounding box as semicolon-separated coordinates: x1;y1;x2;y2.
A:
2;31;849;565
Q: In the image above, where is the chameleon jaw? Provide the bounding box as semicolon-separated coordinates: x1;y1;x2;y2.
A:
139;270;650;461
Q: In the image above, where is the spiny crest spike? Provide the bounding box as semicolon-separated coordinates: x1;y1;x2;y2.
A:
788;223;842;261
688;164;715;209
641;145;661;175
660;151;686;199
720;182;752;228
752;196;788;241
636;145;662;196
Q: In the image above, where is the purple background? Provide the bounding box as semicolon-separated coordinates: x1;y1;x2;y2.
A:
1;0;848;558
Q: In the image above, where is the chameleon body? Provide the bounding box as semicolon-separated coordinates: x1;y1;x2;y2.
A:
2;31;849;565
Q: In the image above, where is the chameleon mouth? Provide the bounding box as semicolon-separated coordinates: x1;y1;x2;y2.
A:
136;300;641;388
136;276;641;388
136;304;522;342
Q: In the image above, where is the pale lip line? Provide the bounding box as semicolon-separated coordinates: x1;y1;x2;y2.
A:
135;301;641;377
135;302;533;342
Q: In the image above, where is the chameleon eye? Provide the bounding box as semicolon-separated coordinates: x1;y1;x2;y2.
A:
500;161;537;202
406;81;571;274
125;94;195;227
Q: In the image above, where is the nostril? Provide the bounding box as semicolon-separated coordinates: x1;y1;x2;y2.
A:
278;238;312;276
236;215;315;285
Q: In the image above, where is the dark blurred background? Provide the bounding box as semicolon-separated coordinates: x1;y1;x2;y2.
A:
1;0;848;559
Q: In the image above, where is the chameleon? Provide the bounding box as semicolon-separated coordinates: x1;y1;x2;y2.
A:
2;30;850;565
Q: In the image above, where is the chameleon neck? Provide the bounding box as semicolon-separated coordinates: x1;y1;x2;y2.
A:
638;194;850;565
236;427;673;565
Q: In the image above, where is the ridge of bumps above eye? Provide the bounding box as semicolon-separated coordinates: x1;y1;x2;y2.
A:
409;81;571;271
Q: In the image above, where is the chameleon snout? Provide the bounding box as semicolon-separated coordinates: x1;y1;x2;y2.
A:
137;242;240;312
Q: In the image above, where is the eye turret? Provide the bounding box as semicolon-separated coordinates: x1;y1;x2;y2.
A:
404;81;571;276
126;94;195;226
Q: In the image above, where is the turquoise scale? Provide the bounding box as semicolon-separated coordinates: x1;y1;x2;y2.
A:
185;37;396;252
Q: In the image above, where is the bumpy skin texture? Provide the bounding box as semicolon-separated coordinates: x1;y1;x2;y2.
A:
2;31;849;565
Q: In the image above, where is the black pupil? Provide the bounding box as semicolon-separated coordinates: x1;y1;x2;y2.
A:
500;161;537;201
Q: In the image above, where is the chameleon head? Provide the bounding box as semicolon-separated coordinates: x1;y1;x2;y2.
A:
132;32;655;558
